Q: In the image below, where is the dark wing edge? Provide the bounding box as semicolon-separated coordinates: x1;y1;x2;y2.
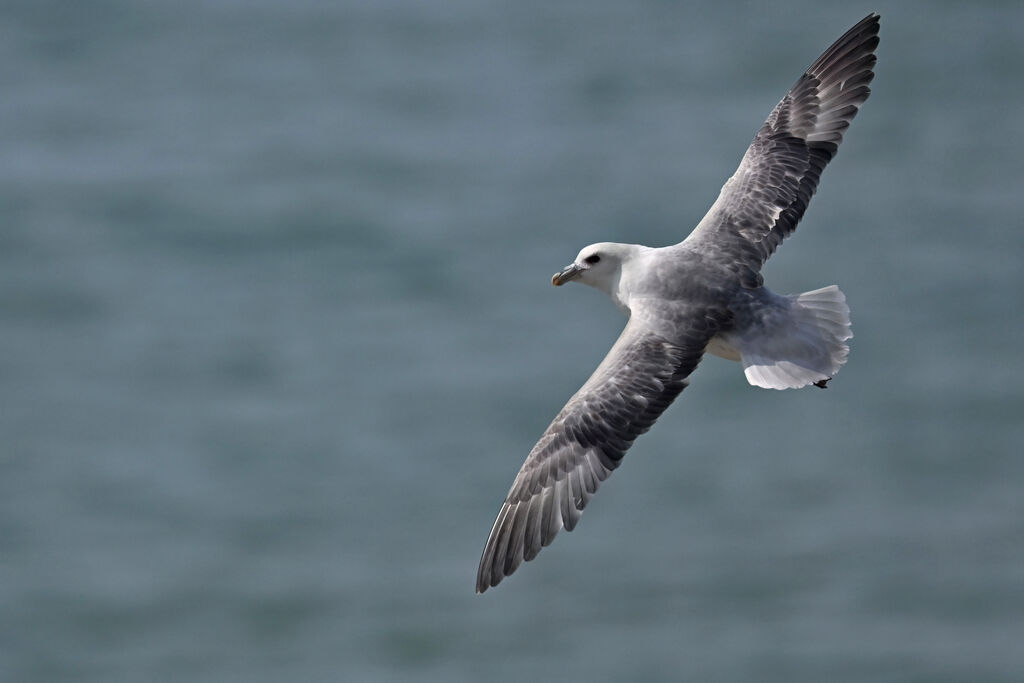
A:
476;317;716;593
685;13;880;282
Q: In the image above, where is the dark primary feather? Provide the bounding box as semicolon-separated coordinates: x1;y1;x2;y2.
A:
686;13;880;285
476;316;717;592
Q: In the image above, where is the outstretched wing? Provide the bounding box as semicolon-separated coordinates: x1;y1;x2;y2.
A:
476;311;718;592
684;13;879;285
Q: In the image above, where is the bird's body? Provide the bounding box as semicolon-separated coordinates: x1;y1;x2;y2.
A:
477;14;880;593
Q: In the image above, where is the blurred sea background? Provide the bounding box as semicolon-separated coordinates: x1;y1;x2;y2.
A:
2;1;1022;681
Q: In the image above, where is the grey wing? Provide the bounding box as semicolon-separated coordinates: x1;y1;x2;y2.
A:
684;13;879;285
476;312;718;593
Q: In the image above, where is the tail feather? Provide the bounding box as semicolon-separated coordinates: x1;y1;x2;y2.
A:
739;285;852;390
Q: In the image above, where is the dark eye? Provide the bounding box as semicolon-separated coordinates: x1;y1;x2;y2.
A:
584;254;601;265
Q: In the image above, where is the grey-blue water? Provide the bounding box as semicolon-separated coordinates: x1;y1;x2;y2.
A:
2;2;1022;681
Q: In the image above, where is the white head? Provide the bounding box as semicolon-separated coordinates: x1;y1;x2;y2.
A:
551;242;637;297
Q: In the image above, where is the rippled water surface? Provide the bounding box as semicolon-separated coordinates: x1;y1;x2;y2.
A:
2;2;1022;681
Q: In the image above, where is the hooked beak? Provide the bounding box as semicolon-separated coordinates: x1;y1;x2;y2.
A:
551;263;583;286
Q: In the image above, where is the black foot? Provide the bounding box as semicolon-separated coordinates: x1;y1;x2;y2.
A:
813;378;831;389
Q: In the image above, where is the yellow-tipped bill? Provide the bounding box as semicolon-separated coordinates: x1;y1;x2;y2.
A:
552;263;582;286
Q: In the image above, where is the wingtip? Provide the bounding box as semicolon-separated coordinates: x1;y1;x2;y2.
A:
475;559;497;593
476;558;507;593
859;12;881;27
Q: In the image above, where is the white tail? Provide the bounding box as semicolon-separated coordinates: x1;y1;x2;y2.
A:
739;285;853;390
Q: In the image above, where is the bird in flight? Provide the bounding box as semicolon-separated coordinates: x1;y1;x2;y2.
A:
477;14;879;592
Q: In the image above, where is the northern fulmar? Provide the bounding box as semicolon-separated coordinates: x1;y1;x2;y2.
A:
477;13;879;593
